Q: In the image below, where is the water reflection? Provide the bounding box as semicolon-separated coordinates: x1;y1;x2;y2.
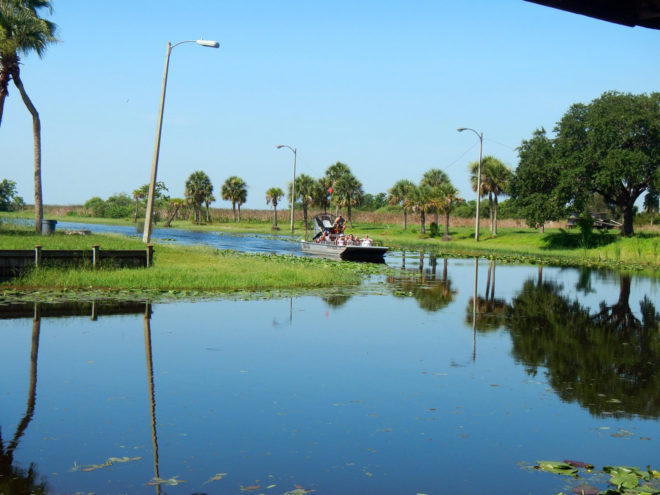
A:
506;274;660;418
0;301;152;493
465;260;507;333
143;313;161;494
1;263;659;494
0;317;47;494
387;255;456;313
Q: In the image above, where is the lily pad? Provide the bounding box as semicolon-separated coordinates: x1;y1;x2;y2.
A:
535;461;579;477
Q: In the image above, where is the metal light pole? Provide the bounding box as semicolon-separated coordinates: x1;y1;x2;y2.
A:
276;145;297;233
142;39;219;243
457;127;483;242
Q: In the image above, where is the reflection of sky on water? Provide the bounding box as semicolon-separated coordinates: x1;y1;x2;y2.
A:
2;261;659;494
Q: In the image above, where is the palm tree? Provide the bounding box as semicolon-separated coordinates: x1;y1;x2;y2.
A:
332;173;363;228
185;171;213;223
313;176;333;214
420;169;449;225
163;198;184;227
436;182;461;240
203;192;215;223
324;162;352;215
470;156;511;235
132;185;148;222
294;173;316;228
388;179;416;230
0;0;57;233
265;187;284;229
411;184;433;234
221;176;248;222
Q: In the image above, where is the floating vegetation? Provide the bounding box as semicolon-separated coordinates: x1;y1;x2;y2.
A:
203;472;228;484
529;461;660;494
145;476;185;486
72;456;141;472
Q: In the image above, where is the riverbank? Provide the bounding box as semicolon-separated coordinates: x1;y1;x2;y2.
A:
0;225;383;298
3;212;659;271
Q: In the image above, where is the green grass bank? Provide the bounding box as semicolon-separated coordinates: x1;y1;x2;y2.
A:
3;212;659;271
0;225;383;297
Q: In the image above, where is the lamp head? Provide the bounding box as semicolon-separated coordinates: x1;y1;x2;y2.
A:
276;145;285;149
457;127;467;132
196;39;220;48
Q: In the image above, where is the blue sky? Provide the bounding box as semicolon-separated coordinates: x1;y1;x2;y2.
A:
2;0;659;209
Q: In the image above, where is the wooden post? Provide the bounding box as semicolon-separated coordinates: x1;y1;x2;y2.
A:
92;245;100;269
34;245;42;268
33;302;41;321
146;244;153;267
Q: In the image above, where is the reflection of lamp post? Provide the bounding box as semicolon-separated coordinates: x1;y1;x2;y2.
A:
472;257;478;362
276;145;297;233
457;127;483;242
143;39;220;243
143;309;161;494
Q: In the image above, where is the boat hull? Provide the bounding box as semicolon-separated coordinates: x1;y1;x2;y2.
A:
300;241;387;262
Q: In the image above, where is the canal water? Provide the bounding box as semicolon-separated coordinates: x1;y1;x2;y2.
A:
2;258;659;494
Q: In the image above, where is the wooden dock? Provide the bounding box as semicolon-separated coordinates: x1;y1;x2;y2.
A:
0;245;154;278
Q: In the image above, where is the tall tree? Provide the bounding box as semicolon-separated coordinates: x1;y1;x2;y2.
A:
162;198;184;227
411;184;433;234
265;186;284;230
324;162;352;216
313;176;332;214
510;128;566;233
185;171;213;223
221;176;247;222
481;157;511;235
388;179;416;230
0;0;57;233
469;156;510;235
132;181;167;223
293;173;316;228
420;168;449;225
132;185;148;222
436;182;461;240
332;172;363;228
554;91;660;236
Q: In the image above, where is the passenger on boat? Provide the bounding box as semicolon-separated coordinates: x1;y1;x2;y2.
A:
347;233;355;245
337;233;346;246
361;235;372;246
332;215;345;233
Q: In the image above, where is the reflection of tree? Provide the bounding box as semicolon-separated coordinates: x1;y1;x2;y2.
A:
591;274;647;333
321;290;354;308
0;317;48;494
506;277;660;418
465;261;507;332
387;257;456;312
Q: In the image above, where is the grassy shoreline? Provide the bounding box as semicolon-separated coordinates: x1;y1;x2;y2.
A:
0;224;385;299
2;212;659;274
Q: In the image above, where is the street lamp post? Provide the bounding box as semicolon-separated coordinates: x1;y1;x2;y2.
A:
457;127;483;242
276;145;297;233
142;39;220;244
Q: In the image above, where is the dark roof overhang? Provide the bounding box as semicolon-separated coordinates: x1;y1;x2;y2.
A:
524;0;660;29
